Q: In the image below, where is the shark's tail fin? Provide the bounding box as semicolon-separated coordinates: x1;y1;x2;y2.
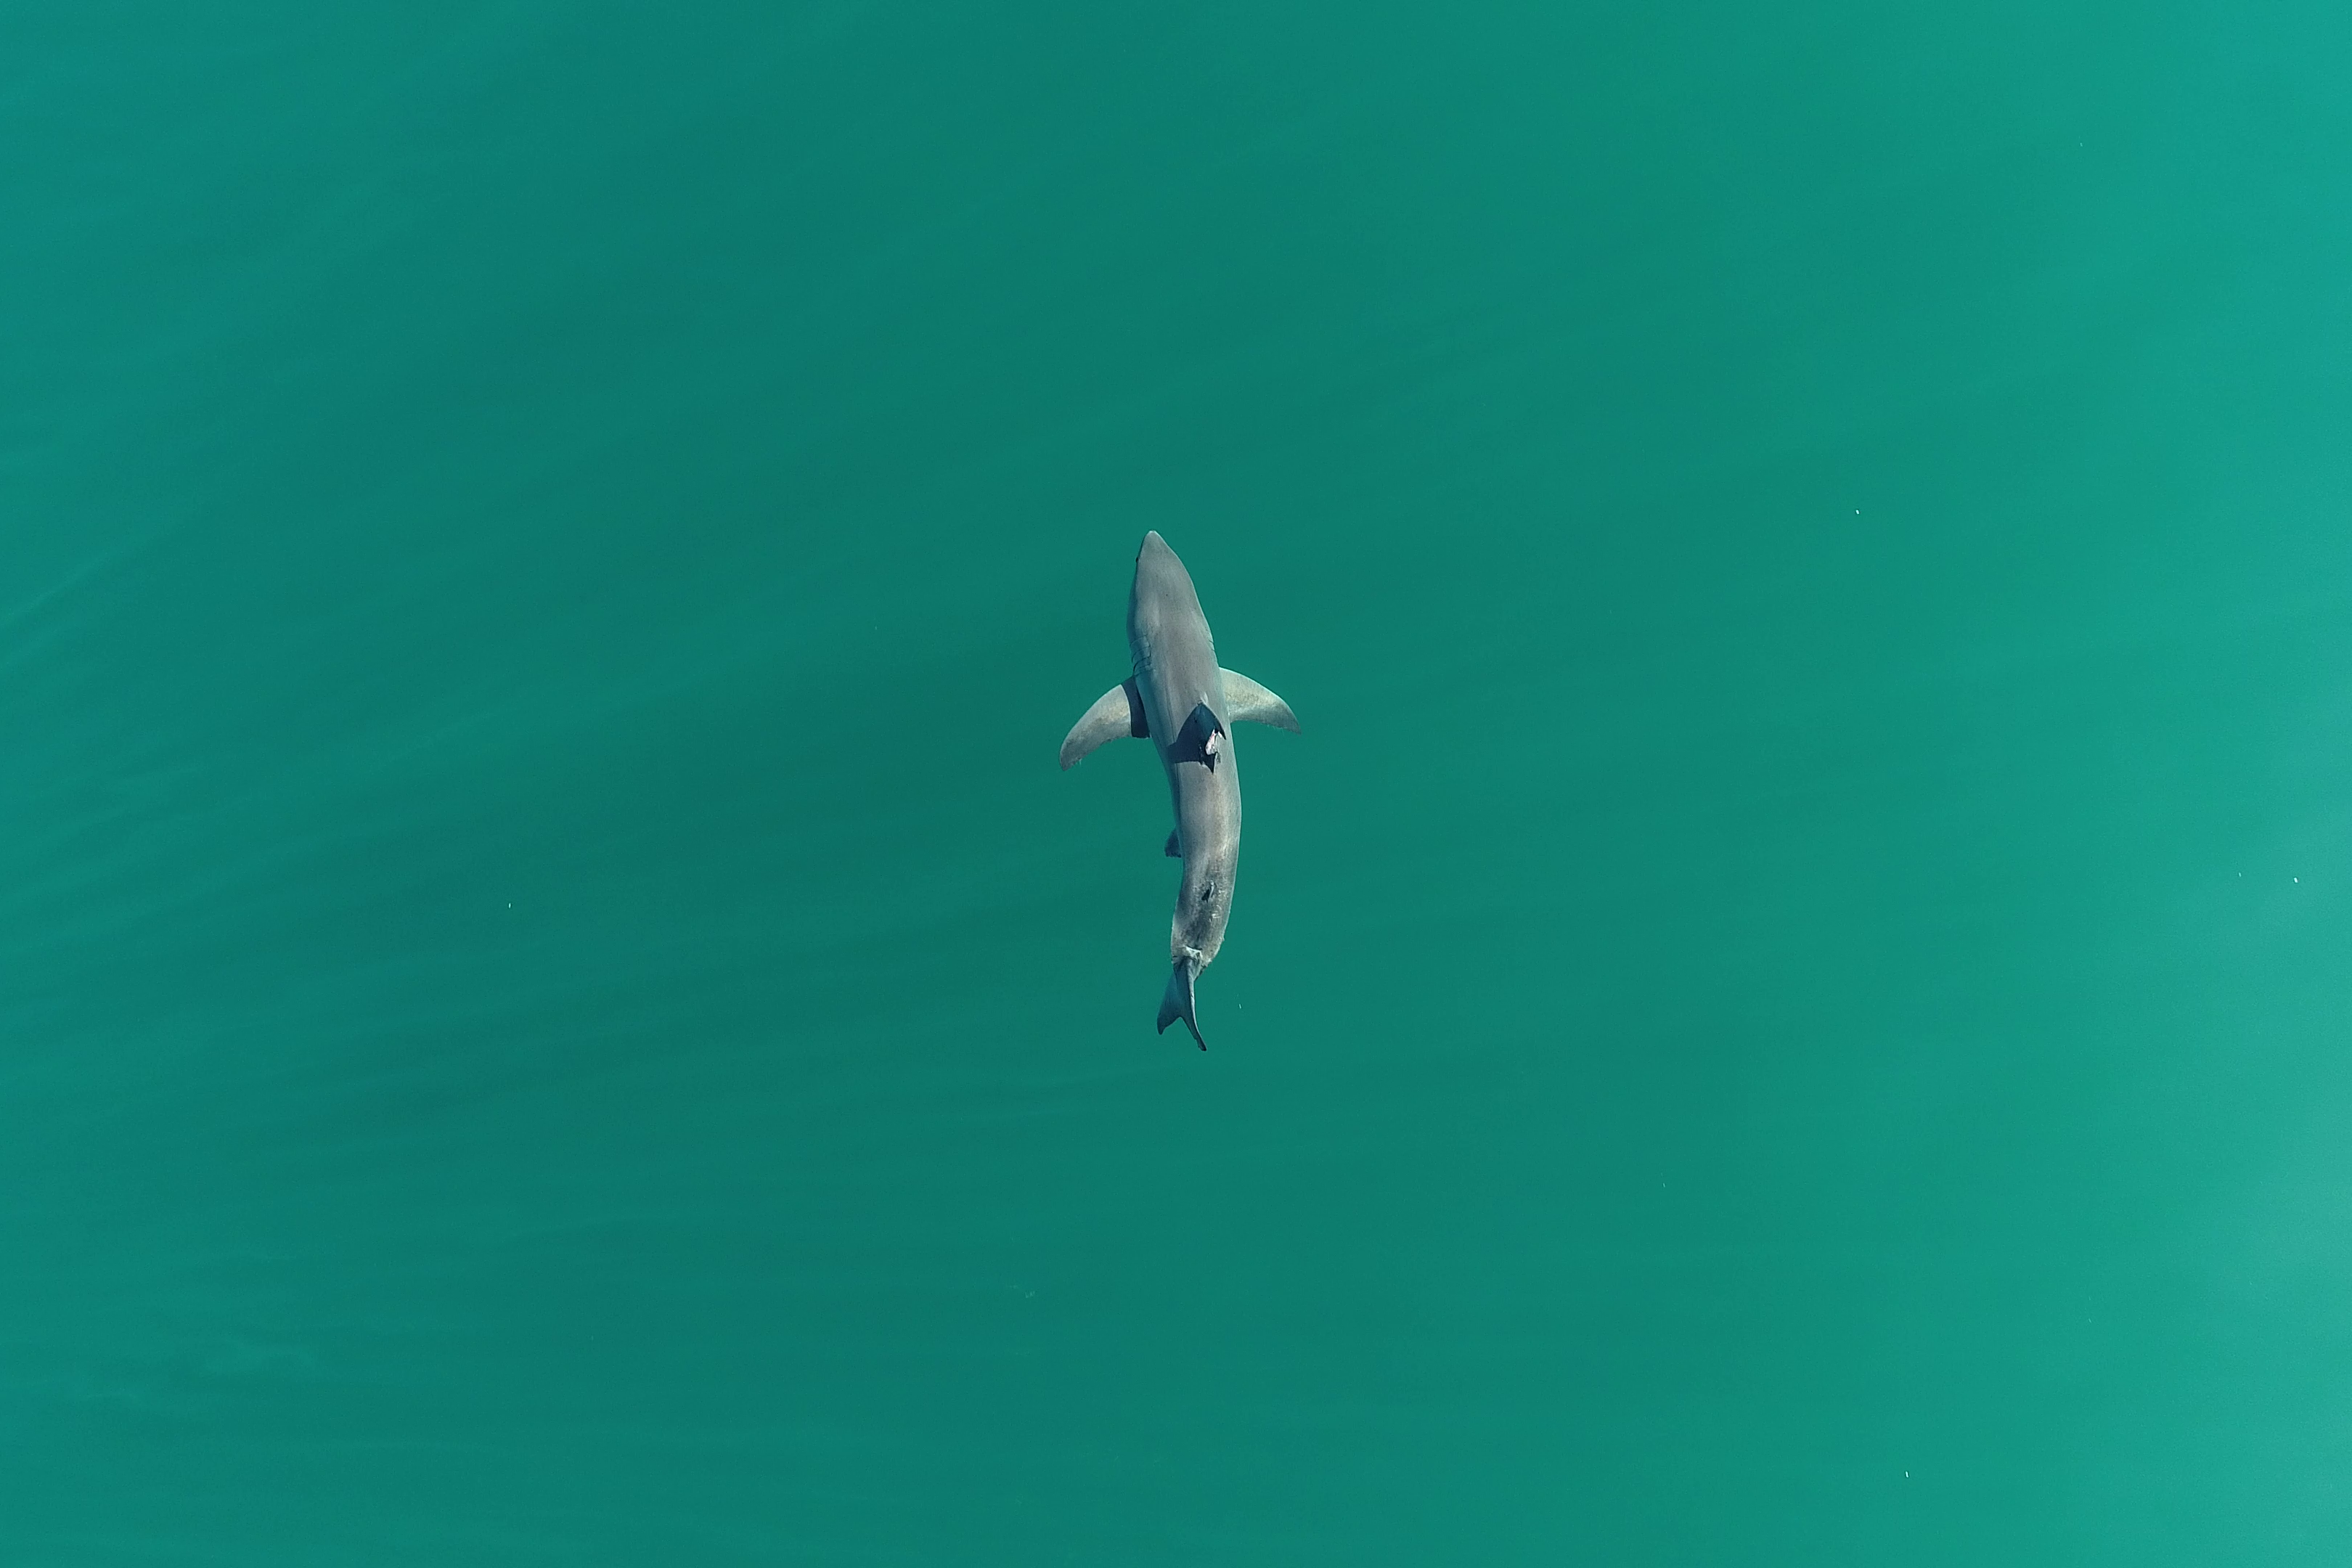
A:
1156;954;1206;1050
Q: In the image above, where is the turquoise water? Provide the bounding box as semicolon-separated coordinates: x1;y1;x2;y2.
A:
7;4;2351;1561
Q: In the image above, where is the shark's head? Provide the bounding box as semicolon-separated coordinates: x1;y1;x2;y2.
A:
1130;531;1204;635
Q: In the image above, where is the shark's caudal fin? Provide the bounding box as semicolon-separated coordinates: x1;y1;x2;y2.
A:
1220;669;1300;732
1156;955;1206;1050
1059;679;1148;769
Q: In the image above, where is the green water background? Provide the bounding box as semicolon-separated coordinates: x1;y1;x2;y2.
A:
7;3;2351;1561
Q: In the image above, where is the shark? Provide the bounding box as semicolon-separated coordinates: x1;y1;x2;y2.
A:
1060;531;1299;1048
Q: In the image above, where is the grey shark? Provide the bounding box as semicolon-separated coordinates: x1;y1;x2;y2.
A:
1060;531;1299;1048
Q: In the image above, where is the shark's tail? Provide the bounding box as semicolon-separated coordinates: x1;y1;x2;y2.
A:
1156;954;1206;1050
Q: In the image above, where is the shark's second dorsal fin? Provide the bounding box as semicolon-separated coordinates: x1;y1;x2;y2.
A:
1060;679;1147;769
1220;669;1300;732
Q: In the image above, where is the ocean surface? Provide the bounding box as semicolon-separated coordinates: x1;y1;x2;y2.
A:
7;4;2351;1561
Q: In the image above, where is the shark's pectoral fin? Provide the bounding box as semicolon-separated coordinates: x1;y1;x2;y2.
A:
1060;679;1148;769
1220;669;1300;732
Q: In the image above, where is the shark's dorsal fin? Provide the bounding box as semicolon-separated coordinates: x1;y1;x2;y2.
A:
1169;701;1225;770
1059;679;1147;769
1220;669;1299;732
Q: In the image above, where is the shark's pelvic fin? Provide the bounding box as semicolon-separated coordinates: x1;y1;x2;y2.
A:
1220;669;1300;732
1164;829;1180;858
1059;679;1148;769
